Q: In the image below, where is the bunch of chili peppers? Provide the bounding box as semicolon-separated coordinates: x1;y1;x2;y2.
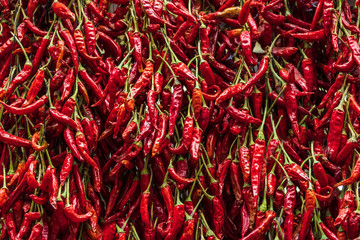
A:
1;0;360;239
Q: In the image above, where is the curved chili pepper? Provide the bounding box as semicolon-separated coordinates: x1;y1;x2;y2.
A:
291;29;325;41
334;156;360;187
97;31;122;62
319;222;339;240
64;204;93;222
6;61;32;99
216;56;268;104
168;160;195;185
52;1;75;21
169;115;193;154
17;212;41;237
173;19;193;42
152;113;168;156
0;126;31;148
131;60;154;98
75;131;99;169
0;95;48;115
24;18;47;36
63;131;82;167
74;29;100;62
315;186;333;201
227;106;262;124
31;132;48;151
50;108;78;130
284;163;311;182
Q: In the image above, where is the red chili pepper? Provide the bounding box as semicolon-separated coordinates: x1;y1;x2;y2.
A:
190;127;202;168
60;28;79;74
241;30;257;66
16;212;41;240
140;0;175;28
52;1;75;21
298;188;316;240
6;60;32;99
168;159;195;185
216;56;268;104
291;29;325;41
59;152;74;186
64;203;93;222
131;60;154;99
31;132;48;151
0;95;48;115
169;114;193;154
237;0;252;25
74;29;100;63
251;132;266;204
75;131;99;169
192;86;202;121
64;128;84;162
97;31;123;62
327;90;347;162
152;113;168;156
0;125;31;148
239;136;251;184
24;18;47;36
227;106;262;124
173;19;193;42
323;0;333;35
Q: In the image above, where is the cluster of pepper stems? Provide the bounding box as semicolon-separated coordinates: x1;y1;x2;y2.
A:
1;0;360;239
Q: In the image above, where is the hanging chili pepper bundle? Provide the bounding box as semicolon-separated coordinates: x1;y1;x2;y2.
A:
0;0;360;239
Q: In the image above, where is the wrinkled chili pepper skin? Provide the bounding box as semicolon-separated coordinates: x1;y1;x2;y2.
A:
165;203;185;240
284;84;300;138
60;29;79;74
241;31;257;66
179;218;195;240
64;128;84;162
170;116;193;154
152;113;168;156
251;136;266;203
52;1;75;21
5;212;17;239
60;153;74;185
131;60;154;98
334;156;360;187
64;204;93;222
242;211;276;240
0;126;32;148
227;106;262;124
327;110;345;162
168;83;183;136
298;189;316;240
6;62;32;99
190;127;202;167
216;56;268;104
